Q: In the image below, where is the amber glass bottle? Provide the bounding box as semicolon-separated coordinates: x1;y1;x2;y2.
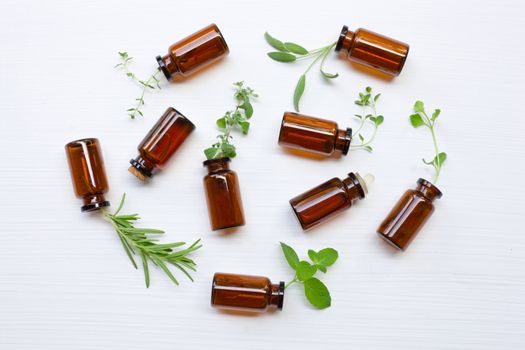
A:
377;178;442;251
211;273;284;312
278;112;352;156
129;107;195;181
156;24;229;81
335;25;409;76
290;172;372;230
203;158;245;230
65;138;110;212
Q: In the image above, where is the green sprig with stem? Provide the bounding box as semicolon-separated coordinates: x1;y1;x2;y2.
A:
265;32;338;112
204;82;258;160
409;101;446;183
350;86;385;152
102;193;202;287
114;52;162;119
280;242;338;309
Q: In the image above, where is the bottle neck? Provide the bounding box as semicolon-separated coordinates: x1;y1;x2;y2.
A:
342;172;366;202
129;155;155;181
269;282;285;310
81;194;110;212
335;25;355;53
156;54;179;81
335;128;352;155
416;178;443;201
203;157;231;174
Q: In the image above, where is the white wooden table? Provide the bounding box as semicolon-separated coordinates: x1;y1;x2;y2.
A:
1;0;524;348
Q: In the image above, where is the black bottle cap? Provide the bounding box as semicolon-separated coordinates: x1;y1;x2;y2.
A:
81;201;110;212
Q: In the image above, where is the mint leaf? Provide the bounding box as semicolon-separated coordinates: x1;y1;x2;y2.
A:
304;278;331;309
267;52;296;62
284;42;308;55
264;32;288;52
296;261;317;281
293;74;306;112
410;114;425;127
280;242;299;270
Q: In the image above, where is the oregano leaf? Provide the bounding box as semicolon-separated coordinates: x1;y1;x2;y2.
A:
410;114;425;127
414;100;425;113
280;242;300;270
304;278;331;309
296;261;317;281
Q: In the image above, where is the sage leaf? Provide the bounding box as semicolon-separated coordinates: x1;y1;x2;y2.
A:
264;32;287;52
293;74;306;112
267;52;296;62
284;42;308;55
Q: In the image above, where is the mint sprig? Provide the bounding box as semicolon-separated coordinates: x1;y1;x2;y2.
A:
409;101;446;183
280;242;338;309
265;32;338;112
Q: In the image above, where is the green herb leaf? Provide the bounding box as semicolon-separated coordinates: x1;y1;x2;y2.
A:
216;117;226;129
241;101;253;118
375;115;384;126
316;265;327;273
296;261;317;281
267;52;297;62
414;100;425;113
280;242;300;270
321;70;339;79
431;109;441;121
204;147;219;160
264;32;288;52
284;42;308;55
240;121;250;135
304;278;331;309
313;248;339;267
410;113;425;127
221;143;236;158
293;74;306;112
434;152;447;167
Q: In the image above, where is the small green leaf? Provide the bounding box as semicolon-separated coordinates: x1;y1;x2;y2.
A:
375;115;384;126
315;248;338;267
316;265;327;273
240;121;250;135
431;109;441;121
119;52;128;59
358;134;364;142
296;261;317;281
267;52;297;62
264;32;288;51
321;69;339;79
280;242;300;270
414;100;425;113
433;152;447;167
364;145;373;152
293;74;306;112
204;147;219;159
354;101;364;106
216;117;226;129
307;250;318;263
374;93;381;102
366;86;372;93
304;278;331;309
354;114;362;119
221;143;236;158
284;42;308;55
410;114;425;127
241;101;253;118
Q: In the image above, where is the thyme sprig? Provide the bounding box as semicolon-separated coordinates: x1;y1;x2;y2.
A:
265;32;338;111
204;82;258;159
350;86;385;152
102;193;202;287
409;101;446;183
114;52;162;119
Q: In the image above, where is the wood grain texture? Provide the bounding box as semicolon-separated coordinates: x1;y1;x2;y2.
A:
0;0;524;349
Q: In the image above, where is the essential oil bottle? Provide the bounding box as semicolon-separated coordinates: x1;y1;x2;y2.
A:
377;178;442;251
290;172;373;230
211;273;284;312
278;112;352;157
156;24;229;81
335;25;409;76
129;107;195;181
203;158;245;230
65;138;110;212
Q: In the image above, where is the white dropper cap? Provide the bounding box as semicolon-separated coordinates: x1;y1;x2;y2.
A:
355;172;374;194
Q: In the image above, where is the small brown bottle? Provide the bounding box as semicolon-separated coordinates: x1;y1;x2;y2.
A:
156;24;229;81
211;273;284;312
129;107;195;181
65;138;110;212
377;178;442;251
203;158;245;230
278;112;352;157
290;172;373;230
335;25;409;76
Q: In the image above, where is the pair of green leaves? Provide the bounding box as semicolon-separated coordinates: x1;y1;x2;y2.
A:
204;82;258;160
409;100;447;182
351;86;385;152
280;242;338;309
265;32;338;111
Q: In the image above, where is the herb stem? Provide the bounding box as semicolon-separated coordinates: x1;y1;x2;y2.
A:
285;276;300;289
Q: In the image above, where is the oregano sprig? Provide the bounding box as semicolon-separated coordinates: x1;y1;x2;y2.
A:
350;86;385;152
265;32;338;112
114;52;162;119
204;82;258;159
409;101;446;183
102;193;202;287
280;242;338;309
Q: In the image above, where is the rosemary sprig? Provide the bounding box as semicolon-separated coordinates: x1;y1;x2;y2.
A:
114;52;162;119
204;82;258;159
102;193;202;287
265;32;338;111
409;101;446;183
350;86;385;152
